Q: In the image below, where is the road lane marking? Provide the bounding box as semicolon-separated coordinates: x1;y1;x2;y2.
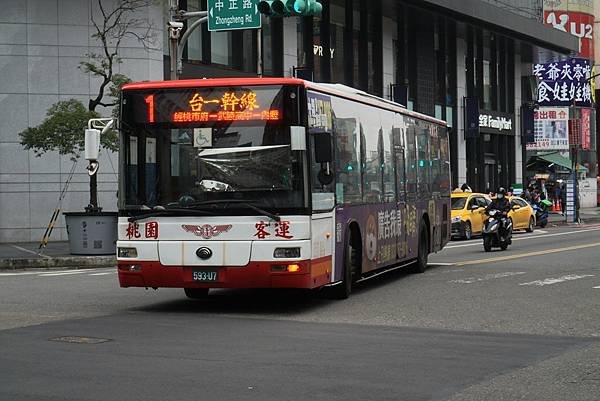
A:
9;244;52;259
593;286;600;289
453;241;600;266
519;274;595;286
0;269;106;277
449;271;526;284
88;272;115;276
446;227;600;249
38;271;95;277
427;262;455;266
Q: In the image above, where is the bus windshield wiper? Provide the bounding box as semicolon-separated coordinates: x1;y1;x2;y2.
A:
127;208;215;222
237;202;281;222
169;199;280;222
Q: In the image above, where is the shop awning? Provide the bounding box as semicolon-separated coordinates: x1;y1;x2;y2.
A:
526;152;587;172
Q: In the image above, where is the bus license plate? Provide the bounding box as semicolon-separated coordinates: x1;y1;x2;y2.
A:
192;270;218;282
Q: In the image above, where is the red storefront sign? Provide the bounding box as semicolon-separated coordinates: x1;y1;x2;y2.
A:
581;108;591;150
568;119;581;145
544;11;594;59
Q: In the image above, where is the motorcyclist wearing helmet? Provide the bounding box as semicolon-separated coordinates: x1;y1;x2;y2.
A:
486;187;512;238
487;187;511;214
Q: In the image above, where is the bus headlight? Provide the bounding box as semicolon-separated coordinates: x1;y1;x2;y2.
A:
273;247;301;258
118;247;138;258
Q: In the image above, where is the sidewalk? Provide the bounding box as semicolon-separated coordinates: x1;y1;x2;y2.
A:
547;206;600;225
0;241;116;270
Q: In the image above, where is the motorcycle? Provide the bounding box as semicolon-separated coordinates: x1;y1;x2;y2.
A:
482;209;513;252
532;199;551;228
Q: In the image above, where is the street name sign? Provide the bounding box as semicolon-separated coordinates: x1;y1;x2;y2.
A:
207;0;262;32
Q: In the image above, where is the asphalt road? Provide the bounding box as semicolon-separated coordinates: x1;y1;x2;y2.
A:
1;224;599;401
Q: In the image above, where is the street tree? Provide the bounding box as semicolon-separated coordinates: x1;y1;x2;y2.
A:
19;0;157;210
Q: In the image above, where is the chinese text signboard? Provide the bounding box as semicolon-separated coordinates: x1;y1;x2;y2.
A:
581;108;591;149
526;107;570;151
568;118;580;145
533;58;593;107
207;0;261;32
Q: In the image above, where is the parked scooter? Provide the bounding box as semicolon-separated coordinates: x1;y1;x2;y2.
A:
532;199;551;228
482;209;513;252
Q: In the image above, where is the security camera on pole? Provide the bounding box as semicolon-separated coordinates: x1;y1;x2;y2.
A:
63;118;118;256
85;118;114;212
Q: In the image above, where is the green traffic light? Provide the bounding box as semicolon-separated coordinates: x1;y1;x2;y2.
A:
293;0;306;13
258;0;321;17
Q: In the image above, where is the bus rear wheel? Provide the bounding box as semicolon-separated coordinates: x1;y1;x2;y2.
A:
184;288;209;299
411;223;429;274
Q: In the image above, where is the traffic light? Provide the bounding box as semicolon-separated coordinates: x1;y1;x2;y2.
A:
258;0;322;17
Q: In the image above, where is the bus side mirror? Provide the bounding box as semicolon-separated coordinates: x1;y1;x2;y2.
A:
313;132;333;163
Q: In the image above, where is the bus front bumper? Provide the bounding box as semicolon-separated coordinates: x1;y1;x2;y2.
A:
117;258;332;290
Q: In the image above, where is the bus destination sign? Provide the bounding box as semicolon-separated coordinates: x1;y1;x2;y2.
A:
125;87;284;125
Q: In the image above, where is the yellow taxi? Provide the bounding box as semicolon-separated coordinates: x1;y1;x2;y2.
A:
506;196;536;232
487;195;536;232
451;192;490;240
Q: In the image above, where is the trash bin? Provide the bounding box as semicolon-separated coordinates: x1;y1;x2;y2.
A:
63;212;118;255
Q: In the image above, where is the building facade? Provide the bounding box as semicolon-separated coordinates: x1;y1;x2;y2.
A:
0;0;578;242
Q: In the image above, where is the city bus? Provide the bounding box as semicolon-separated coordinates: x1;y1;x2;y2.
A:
117;77;451;299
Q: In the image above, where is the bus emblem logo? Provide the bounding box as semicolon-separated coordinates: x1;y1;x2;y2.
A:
182;224;232;239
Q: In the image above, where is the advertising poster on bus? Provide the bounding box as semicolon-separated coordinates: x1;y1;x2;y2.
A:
526;107;569;150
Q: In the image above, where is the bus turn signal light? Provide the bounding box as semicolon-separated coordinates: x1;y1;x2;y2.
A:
287;264;301;272
270;263;302;273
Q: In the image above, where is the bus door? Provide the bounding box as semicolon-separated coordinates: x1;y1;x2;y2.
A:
393;119;407;260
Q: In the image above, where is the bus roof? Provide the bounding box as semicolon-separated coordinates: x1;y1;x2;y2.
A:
122;77;447;126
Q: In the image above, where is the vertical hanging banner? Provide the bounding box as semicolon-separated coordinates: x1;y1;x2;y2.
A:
581;108;591;150
568;118;581;145
464;97;480;139
533;58;593;107
521;104;535;143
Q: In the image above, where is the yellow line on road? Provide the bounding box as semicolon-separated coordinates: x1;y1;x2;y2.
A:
454;241;600;266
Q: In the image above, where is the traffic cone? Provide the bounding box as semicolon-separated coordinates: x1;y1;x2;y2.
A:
553;199;559;212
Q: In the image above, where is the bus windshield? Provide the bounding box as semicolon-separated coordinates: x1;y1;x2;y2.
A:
120;85;305;213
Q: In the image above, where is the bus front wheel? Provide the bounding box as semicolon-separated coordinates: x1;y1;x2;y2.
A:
330;241;359;300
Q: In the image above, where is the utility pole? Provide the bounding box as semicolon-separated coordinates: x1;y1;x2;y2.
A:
168;0;183;80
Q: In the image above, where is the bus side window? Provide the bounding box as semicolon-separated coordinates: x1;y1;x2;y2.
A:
429;125;441;195
405;121;417;199
416;122;430;197
439;127;451;195
392;125;406;202
331;98;362;204
381;110;395;203
360;105;383;204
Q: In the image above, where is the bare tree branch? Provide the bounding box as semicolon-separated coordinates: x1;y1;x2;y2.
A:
84;0;156;112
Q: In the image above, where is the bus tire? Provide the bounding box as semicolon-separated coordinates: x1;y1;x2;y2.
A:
330;241;359;300
184;288;209;299
411;223;429;274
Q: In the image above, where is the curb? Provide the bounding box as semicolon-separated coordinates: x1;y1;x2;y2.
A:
0;256;116;270
547;216;600;226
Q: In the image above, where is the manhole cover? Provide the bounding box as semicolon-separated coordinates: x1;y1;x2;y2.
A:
49;336;112;344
